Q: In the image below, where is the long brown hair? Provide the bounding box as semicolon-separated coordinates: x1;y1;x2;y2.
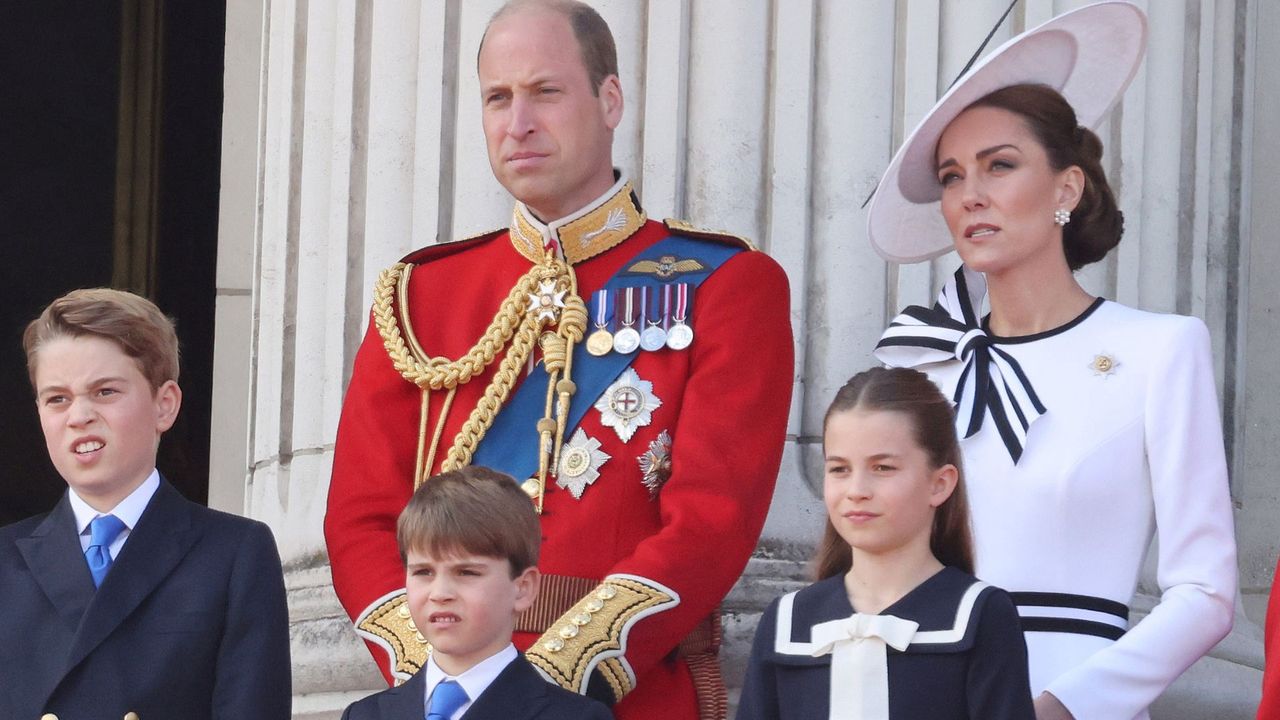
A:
814;367;975;579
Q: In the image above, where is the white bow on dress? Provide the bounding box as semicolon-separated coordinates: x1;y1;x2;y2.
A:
809;613;920;720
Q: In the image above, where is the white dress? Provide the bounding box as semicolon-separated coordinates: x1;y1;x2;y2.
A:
878;269;1237;720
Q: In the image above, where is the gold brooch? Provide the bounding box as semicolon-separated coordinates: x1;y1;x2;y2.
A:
1089;353;1120;377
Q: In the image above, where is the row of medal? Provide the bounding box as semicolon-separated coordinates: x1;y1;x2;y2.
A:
585;284;695;356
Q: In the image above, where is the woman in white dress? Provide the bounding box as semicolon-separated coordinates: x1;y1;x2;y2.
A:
866;4;1237;719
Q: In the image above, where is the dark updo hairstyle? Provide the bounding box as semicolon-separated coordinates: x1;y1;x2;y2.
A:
814;367;975;580
965;83;1124;271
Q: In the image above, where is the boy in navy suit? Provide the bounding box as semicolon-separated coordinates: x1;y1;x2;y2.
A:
342;466;611;720
0;288;291;719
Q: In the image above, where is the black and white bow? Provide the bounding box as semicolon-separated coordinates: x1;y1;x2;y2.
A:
874;266;1046;464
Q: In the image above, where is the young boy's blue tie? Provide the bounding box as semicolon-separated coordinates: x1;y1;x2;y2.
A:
426;679;467;720
85;514;126;587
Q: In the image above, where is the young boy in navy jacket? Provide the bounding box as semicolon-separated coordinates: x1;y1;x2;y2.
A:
0;288;291;719
342;466;611;720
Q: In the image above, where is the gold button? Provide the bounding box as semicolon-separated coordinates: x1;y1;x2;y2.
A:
396;605;411;619
585;598;605;612
41;714;58;720
571;612;593;626
558;624;579;639
125;713;140;720
543;637;565;652
596;585;617;600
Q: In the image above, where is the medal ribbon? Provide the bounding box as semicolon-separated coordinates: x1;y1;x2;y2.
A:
873;265;1046;464
638;286;651;327
618;287;637;328
660;284;672;329
593;289;612;329
809;613;919;720
645;285;664;328
672;283;689;323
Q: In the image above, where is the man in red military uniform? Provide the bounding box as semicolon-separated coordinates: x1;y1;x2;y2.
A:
324;2;792;719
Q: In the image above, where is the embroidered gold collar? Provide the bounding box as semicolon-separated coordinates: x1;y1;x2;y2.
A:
509;173;647;265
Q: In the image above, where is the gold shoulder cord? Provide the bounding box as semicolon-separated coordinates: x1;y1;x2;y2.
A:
372;254;586;508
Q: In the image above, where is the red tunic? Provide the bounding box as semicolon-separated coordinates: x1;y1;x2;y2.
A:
1261;556;1280;720
325;198;793;720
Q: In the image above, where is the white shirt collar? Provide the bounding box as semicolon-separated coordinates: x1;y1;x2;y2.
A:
423;643;518;718
69;469;161;535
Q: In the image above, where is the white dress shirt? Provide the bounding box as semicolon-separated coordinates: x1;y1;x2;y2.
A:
423;643;518;719
68;469;160;559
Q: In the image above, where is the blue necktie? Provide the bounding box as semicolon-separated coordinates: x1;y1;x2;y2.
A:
85;514;127;588
427;679;468;720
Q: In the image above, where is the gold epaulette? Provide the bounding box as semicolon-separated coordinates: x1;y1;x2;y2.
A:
662;218;758;252
354;590;430;681
525;575;681;702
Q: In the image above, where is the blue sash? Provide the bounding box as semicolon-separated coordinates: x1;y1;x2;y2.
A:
472;235;742;480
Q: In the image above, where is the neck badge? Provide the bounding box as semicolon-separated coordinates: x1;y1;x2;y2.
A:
527;280;567;323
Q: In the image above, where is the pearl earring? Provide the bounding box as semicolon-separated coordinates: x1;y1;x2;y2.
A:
1054;208;1071;226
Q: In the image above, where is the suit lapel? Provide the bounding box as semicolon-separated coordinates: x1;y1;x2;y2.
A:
462;656;548;720
63;481;204;674
378;671;426;718
15;493;96;631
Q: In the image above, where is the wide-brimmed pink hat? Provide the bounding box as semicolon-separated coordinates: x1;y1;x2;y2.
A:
867;1;1147;264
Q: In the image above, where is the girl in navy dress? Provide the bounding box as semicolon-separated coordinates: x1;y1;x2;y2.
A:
737;367;1033;720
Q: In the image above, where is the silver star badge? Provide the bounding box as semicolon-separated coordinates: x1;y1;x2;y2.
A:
556;429;611;500
594;368;662;443
527;280;567;322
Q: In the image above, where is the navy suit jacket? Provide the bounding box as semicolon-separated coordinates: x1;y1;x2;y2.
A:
341;655;613;720
0;480;292;719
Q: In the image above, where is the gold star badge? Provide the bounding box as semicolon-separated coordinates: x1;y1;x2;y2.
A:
1089;353;1120;377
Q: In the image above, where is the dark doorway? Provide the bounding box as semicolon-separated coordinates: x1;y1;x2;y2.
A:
0;1;225;525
